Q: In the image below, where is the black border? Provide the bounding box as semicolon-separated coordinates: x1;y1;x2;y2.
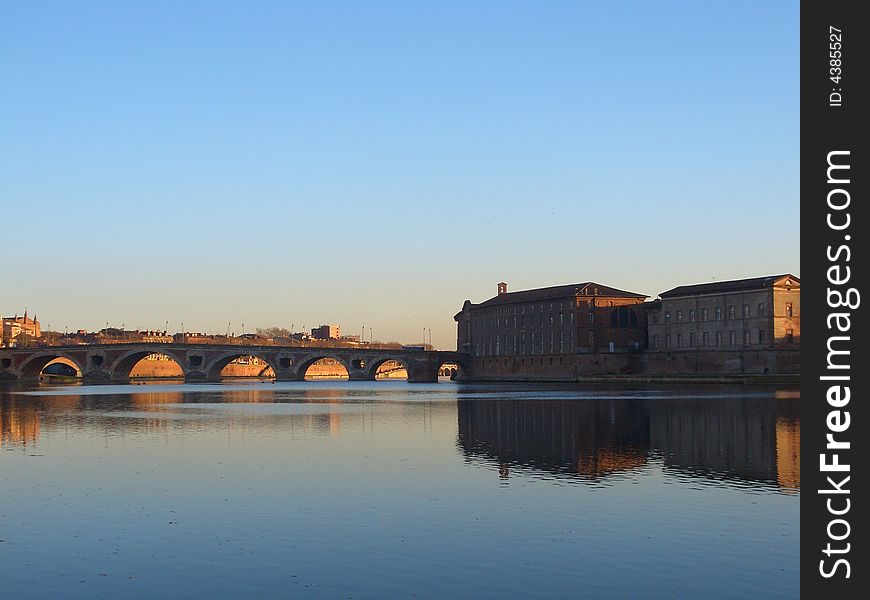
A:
801;1;867;595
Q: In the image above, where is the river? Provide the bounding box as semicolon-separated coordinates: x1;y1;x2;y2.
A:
0;380;799;598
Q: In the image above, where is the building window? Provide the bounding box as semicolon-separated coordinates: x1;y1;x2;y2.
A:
664;311;671;324
758;330;765;345
676;333;683;347
688;332;695;347
689;309;695;322
716;332;722;346
702;332;709;346
702;308;708;322
559;313;564;325
588;313;594;325
652;335;658;349
715;307;722;321
728;306;735;320
560;332;564;353
786;303;794;318
743;330;750;345
786;329;794;344
729;331;736;345
758;303;765;317
665;334;671;348
549;315;554;325
676;310;683;323
743;305;750;319
570;313;574;324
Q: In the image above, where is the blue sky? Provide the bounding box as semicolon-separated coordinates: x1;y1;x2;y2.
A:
1;1;799;348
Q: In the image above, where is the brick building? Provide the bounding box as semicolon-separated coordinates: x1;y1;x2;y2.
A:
644;274;800;374
311;324;341;340
455;274;800;380
647;274;800;351
454;281;648;379
2;311;41;347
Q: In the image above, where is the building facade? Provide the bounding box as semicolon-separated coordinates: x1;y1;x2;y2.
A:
647;274;800;351
455;275;800;381
454;281;648;379
2;312;41;347
644;274;800;374
311;324;341;340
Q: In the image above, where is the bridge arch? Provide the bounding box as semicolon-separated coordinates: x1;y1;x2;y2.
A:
369;357;410;380
204;352;278;381
296;355;351;381
110;349;188;381
434;355;470;381
19;352;87;380
43;357;82;377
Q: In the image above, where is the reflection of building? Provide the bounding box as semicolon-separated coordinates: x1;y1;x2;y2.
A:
311;325;341;340
2;311;41;346
458;395;801;490
647;398;777;482
775;399;800;491
0;401;41;446
458;399;650;480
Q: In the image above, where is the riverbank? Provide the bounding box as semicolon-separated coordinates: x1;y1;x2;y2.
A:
460;374;800;386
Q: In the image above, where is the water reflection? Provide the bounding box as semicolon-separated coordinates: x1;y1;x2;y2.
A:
458;392;799;491
0;396;41;447
4;384;799;493
0;382;799;599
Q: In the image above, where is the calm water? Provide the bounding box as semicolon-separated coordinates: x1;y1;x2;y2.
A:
1;381;799;599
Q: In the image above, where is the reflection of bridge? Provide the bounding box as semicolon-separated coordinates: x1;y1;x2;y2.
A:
0;344;470;383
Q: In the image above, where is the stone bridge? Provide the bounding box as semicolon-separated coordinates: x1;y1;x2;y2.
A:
0;344;470;384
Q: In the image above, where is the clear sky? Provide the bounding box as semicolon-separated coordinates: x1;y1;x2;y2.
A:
1;1;799;349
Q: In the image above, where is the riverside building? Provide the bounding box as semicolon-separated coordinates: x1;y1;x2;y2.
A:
645;274;800;375
454;281;649;380
455;275;800;381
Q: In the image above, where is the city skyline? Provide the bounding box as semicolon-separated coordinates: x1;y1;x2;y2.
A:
1;1;799;349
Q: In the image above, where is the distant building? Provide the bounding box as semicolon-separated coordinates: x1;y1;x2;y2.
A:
2;311;41;347
311;324;340;340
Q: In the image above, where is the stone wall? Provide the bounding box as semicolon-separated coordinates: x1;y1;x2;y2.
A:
464;348;799;381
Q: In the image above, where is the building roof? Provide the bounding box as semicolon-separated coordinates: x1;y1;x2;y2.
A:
472;282;647;308
659;274;800;298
